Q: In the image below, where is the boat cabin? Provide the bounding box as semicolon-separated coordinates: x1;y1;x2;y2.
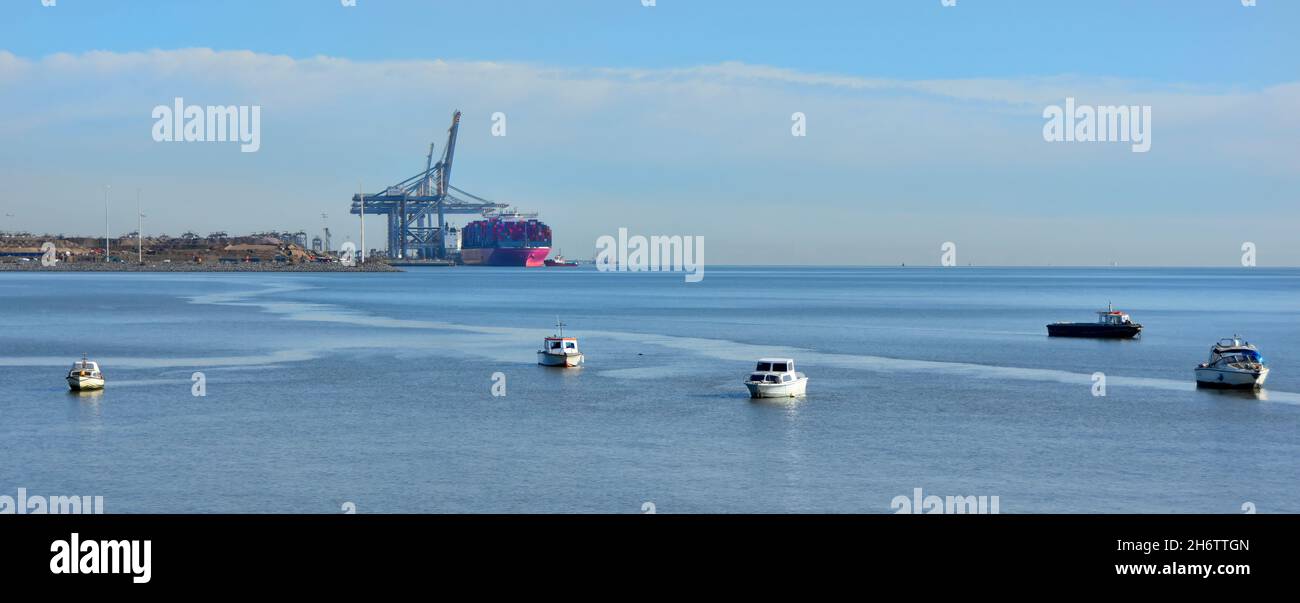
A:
749;358;798;384
68;359;101;377
1208;337;1263;365
750;372;800;385
1096;309;1134;325
543;337;580;355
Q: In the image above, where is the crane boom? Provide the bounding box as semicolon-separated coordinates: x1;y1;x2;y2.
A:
439;110;461;197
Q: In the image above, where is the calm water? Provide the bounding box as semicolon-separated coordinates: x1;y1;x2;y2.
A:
1;267;1297;513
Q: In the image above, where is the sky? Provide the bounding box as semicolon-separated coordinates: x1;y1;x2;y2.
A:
0;0;1297;265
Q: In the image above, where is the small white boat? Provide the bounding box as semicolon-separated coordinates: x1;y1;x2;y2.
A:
744;358;808;398
537;320;584;368
66;355;105;391
1195;336;1269;390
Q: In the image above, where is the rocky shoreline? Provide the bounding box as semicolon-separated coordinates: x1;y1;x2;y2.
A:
0;262;403;273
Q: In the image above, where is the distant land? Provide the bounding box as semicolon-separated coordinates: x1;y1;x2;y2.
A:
0;231;396;271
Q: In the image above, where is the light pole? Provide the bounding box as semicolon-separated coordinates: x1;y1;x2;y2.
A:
359;182;365;265
103;185;110;262
136;188;144;264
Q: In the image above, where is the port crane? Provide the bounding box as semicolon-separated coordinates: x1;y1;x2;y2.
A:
349;110;509;260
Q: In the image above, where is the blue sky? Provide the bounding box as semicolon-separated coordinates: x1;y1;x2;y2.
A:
5;1;1293;83
1;1;1298;265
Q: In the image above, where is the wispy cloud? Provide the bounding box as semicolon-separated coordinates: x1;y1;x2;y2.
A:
0;48;1296;265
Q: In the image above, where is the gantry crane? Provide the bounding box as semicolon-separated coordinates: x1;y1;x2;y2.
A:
349;110;509;259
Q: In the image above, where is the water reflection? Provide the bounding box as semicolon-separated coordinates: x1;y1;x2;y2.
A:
68;389;104;427
748;396;805;412
1199;387;1269;402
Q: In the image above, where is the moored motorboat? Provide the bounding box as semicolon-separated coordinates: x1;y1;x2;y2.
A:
744;358;808;398
537;320;584;367
1047;303;1142;338
66;355;105;391
1195;336;1269;389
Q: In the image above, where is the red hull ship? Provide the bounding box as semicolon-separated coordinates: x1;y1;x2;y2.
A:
462;246;551;267
460;212;551;267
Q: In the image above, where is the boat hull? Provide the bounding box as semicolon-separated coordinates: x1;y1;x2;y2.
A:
67;376;105;391
745;377;808;398
538;351;584;367
1195;366;1269;389
461;247;550;267
1047;323;1142;338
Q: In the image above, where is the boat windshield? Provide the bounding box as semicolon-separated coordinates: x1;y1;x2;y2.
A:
549;341;561;350
770;362;788;372
1220;352;1263;365
565;342;576;349
756;362;771;371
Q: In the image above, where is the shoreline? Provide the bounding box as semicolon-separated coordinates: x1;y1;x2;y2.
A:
0;262;402;273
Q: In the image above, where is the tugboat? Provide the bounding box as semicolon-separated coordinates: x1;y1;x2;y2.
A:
537;319;584;367
1195;336;1269;389
544;250;579;267
744;358;808;398
1047;303;1142;338
66;355;105;391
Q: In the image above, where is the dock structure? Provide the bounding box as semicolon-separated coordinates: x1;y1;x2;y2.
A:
349;110;509;260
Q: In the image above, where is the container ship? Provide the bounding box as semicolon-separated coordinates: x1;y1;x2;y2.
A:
459;211;552;267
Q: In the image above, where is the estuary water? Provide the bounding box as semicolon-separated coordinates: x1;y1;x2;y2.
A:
1;267;1297;513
